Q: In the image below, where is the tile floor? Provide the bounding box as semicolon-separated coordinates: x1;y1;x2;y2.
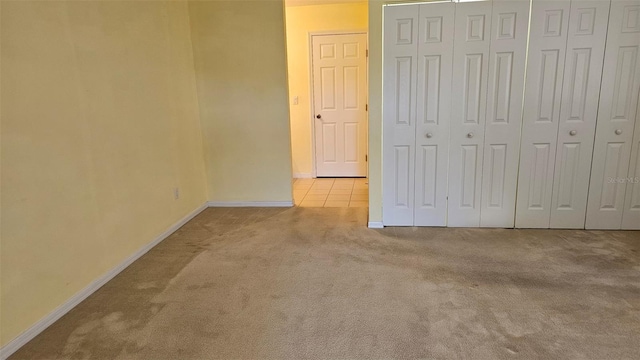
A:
293;178;368;208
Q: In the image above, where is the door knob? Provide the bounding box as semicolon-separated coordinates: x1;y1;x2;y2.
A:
467;132;474;138
316;114;322;119
426;133;433;138
569;130;577;136
615;129;623;135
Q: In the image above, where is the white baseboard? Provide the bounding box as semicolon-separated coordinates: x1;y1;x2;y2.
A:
0;203;208;360
293;173;313;179
368;221;384;228
207;201;293;207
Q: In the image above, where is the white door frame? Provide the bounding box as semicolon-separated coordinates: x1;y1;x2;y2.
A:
309;30;369;178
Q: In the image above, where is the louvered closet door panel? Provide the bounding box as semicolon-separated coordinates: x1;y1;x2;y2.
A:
550;0;611;229
622;92;640;229
515;0;571;228
479;0;529;228
587;0;640;229
383;5;419;226
414;2;455;226
448;1;493;227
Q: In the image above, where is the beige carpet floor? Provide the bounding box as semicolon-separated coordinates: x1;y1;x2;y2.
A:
10;207;640;359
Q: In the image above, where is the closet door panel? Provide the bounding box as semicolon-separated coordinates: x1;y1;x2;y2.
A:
515;0;571;228
586;0;640;229
448;1;492;227
383;5;419;226
414;2;455;226
550;0;611;228
480;0;530;227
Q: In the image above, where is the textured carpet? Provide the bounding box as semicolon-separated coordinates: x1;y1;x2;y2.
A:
10;207;640;359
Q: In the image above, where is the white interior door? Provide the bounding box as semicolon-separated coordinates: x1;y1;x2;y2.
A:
413;2;455;226
550;0;611;228
587;0;640;229
382;5;419;226
480;0;530;227
448;1;492;227
313;33;368;177
515;0;571;228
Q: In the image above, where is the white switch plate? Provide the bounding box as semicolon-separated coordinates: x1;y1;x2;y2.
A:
293;96;299;105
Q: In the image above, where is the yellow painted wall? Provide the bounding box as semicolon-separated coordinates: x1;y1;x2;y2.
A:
0;0;207;346
189;0;294;202
284;1;368;177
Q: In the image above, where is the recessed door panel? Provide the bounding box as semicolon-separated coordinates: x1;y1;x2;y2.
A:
527;143;551;210
320;67;336;110
422;55;441;124
420;145;438;208
343;66;359;109
463;54;484;124
555;143;581;210
611;46;637;120
486;144;507;209
344;123;358;163
599;142;625;210
491;52;513;124
395;57;413;126
394;146;411;208
322;123;337;162
566;49;591;122
537;50;561;123
460;145;479;209
414;2;454;226
396;18;414;44
587;0;640;229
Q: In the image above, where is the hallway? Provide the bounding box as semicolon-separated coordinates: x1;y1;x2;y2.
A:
293;178;368;208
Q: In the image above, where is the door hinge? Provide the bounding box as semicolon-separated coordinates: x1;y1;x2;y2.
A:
366;104;368;111
366;154;368;162
366;49;369;57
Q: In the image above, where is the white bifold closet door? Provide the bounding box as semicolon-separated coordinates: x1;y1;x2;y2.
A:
586;0;640;230
383;4;419;226
516;0;610;228
447;1;493;227
383;2;455;226
550;0;610;228
414;2;455;226
622;91;640;230
516;0;571;228
480;0;530;227
383;0;529;227
448;0;529;227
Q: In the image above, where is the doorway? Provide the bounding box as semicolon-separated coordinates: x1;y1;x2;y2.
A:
283;1;369;208
283;0;368;181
